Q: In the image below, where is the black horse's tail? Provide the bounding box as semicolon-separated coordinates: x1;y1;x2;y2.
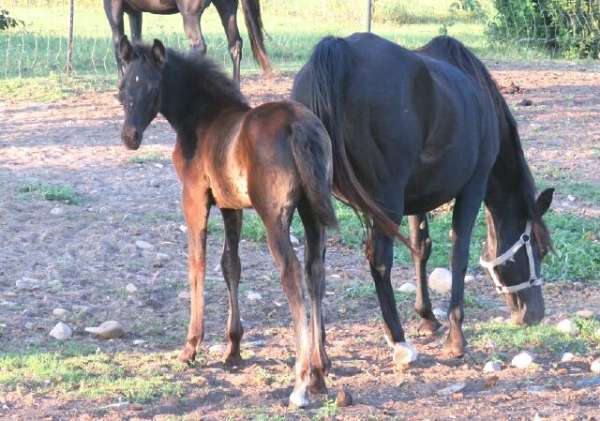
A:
240;0;272;74
425;36;552;252
300;36;410;247
290;119;337;227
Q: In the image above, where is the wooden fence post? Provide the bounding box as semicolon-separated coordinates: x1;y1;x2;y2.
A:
366;0;372;32
66;0;74;75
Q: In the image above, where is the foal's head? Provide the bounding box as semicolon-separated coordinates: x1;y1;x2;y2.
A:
118;36;165;150
482;188;554;326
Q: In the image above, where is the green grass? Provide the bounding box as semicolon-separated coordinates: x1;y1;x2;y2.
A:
19;182;81;205
0;343;186;404
127;152;171;164
470;317;600;355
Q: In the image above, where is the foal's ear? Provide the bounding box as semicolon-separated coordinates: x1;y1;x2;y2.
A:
118;35;133;63
151;39;166;66
536;188;554;216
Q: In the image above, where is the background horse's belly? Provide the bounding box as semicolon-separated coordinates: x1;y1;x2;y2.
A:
125;0;179;14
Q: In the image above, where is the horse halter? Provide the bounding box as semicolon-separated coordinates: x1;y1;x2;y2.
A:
479;221;543;294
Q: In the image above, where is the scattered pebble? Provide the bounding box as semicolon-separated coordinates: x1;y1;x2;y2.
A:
126;283;138;294
398;282;416;293
567;195;576;202
511;351;534;369
433;307;447;320
178;290;191;300
247;291;262;301
483;360;502;373
561;352;574;362
335;389;353;407
15;277;41;290
49;322;72;340
52;308;69;319
518;98;533;106
591;358;600;374
556;319;579;336
25;321;36;330
464;274;475;283
575;310;595;320
289;234;300;246
428;268;452;294
132;339;146;346
135;240;154;250
85;320;125;339
179;225;188;233
50;206;64;215
437;382;466;396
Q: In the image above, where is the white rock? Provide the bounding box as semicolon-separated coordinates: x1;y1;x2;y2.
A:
155;252;170;262
556;319;579;336
209;343;226;355
179;224;187;233
25;321;35;330
135;240;154;250
511;351;534;369
49;322;72;340
575;310;595;320
483;360;502;373
132;339;146;346
50;206;63;216
178;290;190;300
561;352;574;362
433;307;447;320
464;274;475;283
437;382;466;395
15;277;41;290
567;195;576;202
85;321;125;339
591;358;600;374
52;308;69;319
398;282;416;293
289;234;300;246
428;268;452;294
247;291;262;301
126;283;138;294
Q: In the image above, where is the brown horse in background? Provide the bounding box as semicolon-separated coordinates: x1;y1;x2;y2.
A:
117;36;335;407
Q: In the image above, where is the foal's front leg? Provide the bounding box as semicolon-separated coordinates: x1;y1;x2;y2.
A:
179;187;211;363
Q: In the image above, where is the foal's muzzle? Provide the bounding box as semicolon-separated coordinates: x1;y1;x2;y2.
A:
122;125;142;150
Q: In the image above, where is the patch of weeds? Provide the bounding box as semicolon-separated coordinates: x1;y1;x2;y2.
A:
19;182;81;205
255;367;275;386
346;282;375;299
240;210;303;243
464;292;484;309
573;317;600;351
128;152;170;164
470;320;591;354
313;399;338;420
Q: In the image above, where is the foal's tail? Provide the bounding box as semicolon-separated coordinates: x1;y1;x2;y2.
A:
295;36;410;246
240;0;272;74
290;120;337;227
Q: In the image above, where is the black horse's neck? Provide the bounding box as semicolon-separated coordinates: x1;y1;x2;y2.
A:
159;51;249;159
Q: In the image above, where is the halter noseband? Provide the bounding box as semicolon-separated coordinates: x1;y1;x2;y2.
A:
479;221;543;294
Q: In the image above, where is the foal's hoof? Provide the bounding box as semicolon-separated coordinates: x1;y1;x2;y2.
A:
417;319;442;336
393;341;418;366
178;344;197;363
308;371;328;395
224;353;243;368
441;339;466;359
289;388;309;408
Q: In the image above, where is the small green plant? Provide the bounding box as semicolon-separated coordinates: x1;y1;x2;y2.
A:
20;182;81;205
314;398;338;420
128;152;170;164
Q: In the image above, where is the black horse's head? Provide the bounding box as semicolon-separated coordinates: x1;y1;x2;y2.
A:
482;188;554;326
118;36;166;150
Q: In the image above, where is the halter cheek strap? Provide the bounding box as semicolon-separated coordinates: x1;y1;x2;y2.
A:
479;221;543;294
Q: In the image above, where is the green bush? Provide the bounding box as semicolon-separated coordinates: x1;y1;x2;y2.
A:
488;0;600;58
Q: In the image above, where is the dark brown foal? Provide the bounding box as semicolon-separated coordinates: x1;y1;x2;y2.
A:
117;37;336;407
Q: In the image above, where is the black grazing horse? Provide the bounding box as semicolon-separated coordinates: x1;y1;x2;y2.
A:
103;0;272;81
292;33;554;362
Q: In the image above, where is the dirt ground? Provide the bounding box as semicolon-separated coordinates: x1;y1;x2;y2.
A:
1;62;600;420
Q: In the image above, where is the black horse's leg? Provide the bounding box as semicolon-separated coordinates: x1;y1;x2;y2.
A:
367;227;417;365
128;10;142;42
220;208;244;366
214;0;243;82
298;199;330;395
181;11;207;54
444;183;486;358
409;214;441;335
103;0;125;77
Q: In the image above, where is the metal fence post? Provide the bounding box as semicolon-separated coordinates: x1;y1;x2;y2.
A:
366;0;372;32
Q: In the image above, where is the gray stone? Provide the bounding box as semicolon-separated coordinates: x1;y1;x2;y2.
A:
52;308;69;319
126;283;138;294
398;282;416;293
464;274;475;283
483;360;502;373
591;358;600;374
135;240;154;250
50;206;64;216
85;320;125;339
246;291;262;301
428;268;452;294
556;319;579;336
49;322;72;340
561;352;574;362
437;382;466;395
511;351;534;369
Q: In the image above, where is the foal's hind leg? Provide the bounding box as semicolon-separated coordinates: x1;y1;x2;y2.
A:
220;209;244;366
367;228;417;365
409;214;441;335
298;199;330;395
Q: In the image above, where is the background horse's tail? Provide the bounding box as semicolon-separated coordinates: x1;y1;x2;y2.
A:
424;36;551;251
240;0;272;74
290;120;337;227
297;36;410;246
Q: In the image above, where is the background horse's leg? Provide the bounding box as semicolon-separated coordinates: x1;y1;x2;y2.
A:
445;181;486;358
260;205;311;407
367;227;417;365
220;208;244;366
103;0;125;77
409;213;441;335
179;188;211;363
298;199;330;395
181;11;207;54
128;10;142;42
214;0;243;82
